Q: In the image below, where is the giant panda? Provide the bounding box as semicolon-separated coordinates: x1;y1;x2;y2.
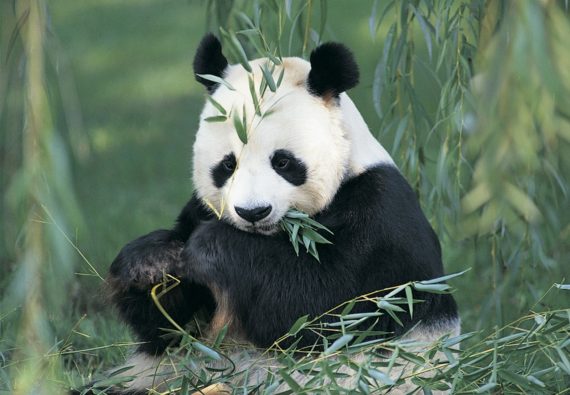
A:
81;34;459;394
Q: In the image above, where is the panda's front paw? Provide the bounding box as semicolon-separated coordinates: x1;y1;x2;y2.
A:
108;229;185;290
180;223;223;283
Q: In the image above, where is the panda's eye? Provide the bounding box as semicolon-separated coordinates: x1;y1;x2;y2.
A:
271;149;307;186
222;159;236;172
275;158;290;170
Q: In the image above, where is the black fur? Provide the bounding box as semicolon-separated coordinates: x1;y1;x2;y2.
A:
193;34;228;94
211;152;236;188
107;164;457;355
181;164;457;348
271;149;307;186
107;194;215;355
307;42;360;98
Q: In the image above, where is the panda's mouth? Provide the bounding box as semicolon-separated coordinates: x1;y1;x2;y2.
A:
242;222;279;235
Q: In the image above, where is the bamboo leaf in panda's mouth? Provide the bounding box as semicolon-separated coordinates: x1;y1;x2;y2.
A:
280;209;333;262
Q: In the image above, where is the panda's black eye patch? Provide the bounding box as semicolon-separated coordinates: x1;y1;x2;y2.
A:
211;152;236;188
271;149;307;186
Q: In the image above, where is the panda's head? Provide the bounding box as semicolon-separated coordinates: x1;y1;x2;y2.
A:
191;34;361;234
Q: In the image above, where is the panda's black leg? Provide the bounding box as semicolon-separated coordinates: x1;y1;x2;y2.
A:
107;229;215;354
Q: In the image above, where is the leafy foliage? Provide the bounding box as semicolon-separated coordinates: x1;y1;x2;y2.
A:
280;209;333;261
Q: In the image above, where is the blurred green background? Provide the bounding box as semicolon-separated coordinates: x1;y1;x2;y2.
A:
1;0;569;393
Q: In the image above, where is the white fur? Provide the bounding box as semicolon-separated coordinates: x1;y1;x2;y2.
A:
339;93;395;175
192;57;394;234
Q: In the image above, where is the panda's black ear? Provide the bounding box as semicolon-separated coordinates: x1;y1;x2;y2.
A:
307;42;359;98
193;34;229;94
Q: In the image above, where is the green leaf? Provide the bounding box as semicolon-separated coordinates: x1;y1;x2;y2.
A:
405;286;414;318
302;228;332;245
324;334;354;355
226;30;252;72
413;282;451;293
288;314;309;335
377;300;406;313
368;369;395;385
248;75;261;115
204;115;227;123
192;341;221;360
384;308;403;326
419;269;470;284
278;371;302;392
196;73;235;91
207;96;227;115
233;107;248;144
260;63;277;92
410;5;433;61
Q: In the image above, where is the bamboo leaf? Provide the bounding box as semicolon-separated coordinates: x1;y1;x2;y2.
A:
196;73;235;91
324;334;354;355
207;96;227;115
260;63;277;92
233;108;248;144
204;115;227;123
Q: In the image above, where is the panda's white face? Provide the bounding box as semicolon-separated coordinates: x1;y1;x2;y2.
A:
193;58;350;234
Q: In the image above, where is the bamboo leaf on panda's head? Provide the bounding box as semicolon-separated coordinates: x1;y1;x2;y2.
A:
207;96;228;115
233;107;248;144
260;63;277;92
223;28;252;72
204;115;228;123
196;74;235;91
276;67;285;87
248;75;261;115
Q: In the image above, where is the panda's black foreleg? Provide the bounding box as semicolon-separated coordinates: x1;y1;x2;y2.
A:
107;194;215;354
108;228;215;354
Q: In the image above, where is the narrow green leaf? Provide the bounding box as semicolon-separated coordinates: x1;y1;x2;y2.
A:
278;371;302;392
377;300;406;313
288;315;309;335
419;269;471;284
248;75;261;115
324;334;354;355
413;282;451;293
405;286;414;318
260;64;277;92
196;73;235;91
192;341;221;361
368;369;395;385
410;5;433;60
227;30;252;72
233;108;248;144
207;96;227;115
204;115;227;123
302;228;332;245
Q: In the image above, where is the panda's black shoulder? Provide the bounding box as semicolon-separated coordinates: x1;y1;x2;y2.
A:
320;164;444;276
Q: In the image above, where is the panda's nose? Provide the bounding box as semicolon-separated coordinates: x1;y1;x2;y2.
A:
235;205;272;223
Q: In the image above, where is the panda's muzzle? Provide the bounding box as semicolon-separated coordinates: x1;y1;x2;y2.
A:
234;205;272;223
